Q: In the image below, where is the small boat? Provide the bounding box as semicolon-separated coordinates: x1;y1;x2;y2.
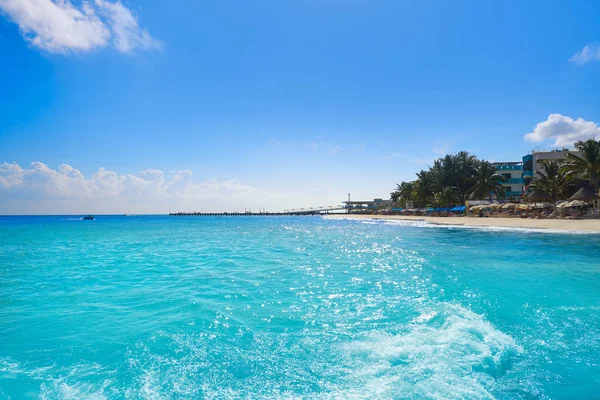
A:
83;215;95;220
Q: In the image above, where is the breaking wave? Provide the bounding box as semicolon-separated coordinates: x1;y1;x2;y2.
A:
335;217;600;235
329;302;522;399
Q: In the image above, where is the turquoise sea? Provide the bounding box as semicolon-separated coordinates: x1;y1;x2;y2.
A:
1;215;599;399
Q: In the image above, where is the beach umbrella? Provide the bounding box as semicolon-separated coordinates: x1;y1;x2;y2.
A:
523;190;552;203
567;187;599;202
569;200;588;207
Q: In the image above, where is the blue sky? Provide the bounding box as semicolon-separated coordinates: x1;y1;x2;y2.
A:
1;0;600;213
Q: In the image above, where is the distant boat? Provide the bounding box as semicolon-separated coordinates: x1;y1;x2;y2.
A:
83;215;95;220
123;214;131;216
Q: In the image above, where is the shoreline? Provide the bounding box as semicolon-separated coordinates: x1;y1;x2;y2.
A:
324;214;600;232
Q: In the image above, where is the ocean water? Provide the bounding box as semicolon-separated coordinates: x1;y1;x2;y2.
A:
0;215;599;399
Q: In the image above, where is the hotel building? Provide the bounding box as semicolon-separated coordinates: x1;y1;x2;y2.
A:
522;148;580;178
492;161;525;201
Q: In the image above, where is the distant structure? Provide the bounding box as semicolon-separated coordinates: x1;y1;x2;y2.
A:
343;198;392;213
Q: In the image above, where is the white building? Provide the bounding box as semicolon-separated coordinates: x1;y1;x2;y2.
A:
523;148;580;178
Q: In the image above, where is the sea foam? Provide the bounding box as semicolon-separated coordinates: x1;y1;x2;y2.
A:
334;303;522;399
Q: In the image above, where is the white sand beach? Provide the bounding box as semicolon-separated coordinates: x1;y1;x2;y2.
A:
324;214;600;232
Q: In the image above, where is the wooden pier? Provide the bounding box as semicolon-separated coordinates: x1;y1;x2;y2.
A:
170;212;320;217
169;208;346;217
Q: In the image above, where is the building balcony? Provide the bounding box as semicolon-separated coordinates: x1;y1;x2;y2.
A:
503;178;524;184
501;191;524;198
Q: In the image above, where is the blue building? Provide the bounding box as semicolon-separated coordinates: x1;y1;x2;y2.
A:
492;162;524;200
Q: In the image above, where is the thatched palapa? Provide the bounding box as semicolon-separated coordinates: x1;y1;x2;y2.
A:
567;187;599;202
522;190;551;203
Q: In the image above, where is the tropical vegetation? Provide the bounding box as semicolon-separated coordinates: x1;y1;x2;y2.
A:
391;152;504;208
530;160;572;205
469;161;506;201
390;138;600;208
567;138;600;194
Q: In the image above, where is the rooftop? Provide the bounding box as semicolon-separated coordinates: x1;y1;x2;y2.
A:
343;199;391;204
491;161;523;166
530;148;578;154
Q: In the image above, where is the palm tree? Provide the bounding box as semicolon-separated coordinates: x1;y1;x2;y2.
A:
395;181;415;208
436;187;458;207
531;160;572;205
438;151;479;205
568;138;600;194
469;161;505;201
413;170;436;207
455;151;480;201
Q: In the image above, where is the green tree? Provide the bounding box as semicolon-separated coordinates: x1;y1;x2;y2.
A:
531;160;572;205
469;161;505;201
439;151;479;205
390;190;401;204
435;187;459;207
568;138;600;194
397;151;491;208
412;170;436;207
393;182;415;208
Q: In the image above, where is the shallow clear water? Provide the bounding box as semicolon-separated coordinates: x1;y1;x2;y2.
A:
0;215;599;399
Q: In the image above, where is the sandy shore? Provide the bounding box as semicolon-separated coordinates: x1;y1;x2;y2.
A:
324;214;600;232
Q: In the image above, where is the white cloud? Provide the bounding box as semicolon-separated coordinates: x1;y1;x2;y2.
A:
0;162;344;214
94;0;161;52
0;0;160;53
570;44;600;65
524;113;600;147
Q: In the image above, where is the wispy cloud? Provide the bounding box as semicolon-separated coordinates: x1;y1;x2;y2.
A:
408;156;432;165
524;113;600;146
432;145;450;156
384;152;402;160
0;0;161;53
315;183;331;192
328;145;340;156
303;138;340;156
569;44;600;65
